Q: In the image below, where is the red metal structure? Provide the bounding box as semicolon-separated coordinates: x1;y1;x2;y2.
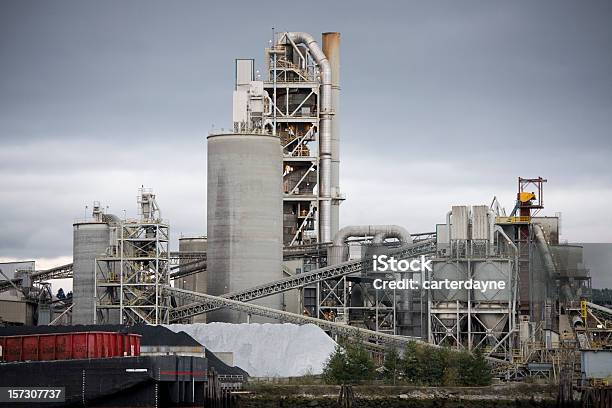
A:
0;331;141;362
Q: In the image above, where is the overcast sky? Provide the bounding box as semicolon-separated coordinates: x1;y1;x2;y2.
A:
1;1;611;280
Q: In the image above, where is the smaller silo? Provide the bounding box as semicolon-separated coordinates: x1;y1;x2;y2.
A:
177;236;208;323
72;221;110;324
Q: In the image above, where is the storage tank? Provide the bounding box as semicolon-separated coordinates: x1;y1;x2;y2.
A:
432;261;468;328
472;260;512;339
207;132;283;323
472;261;511;303
432;261;468;302
72;221;110;324
177;236;208;323
450;206;469;240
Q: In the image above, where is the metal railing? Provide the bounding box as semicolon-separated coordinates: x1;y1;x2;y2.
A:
496;216;531;224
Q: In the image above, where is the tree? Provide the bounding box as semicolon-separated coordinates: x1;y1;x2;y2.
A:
323;344;350;384
323;341;375;385
467;349;492;386
420;346;447;386
455;349;492;386
401;341;422;384
442;352;460;386
456;351;474;386
344;342;375;384
383;347;401;385
400;343;452;386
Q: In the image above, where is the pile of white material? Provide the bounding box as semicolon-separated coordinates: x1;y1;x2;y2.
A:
165;323;337;377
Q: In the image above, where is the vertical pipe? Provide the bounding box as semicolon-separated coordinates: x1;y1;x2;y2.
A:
323;32;341;239
467;258;472;350
457;300;460;349
272;52;277;135
285;32;332;242
427;267;433;343
343;276;347;323
487;209;496;256
119;224;124;324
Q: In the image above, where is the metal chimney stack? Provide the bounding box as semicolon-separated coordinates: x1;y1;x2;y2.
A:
323;32;341;240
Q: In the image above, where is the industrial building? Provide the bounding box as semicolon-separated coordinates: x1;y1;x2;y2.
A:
1;31;611;391
0;261;38;325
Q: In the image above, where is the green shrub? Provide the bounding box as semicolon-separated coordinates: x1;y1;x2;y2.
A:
383;347;401;384
324;339;492;387
401;341;422;384
323;341;375;385
400;343;492;386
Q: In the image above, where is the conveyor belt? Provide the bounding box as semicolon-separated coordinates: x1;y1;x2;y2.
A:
282;242;332;260
1;233;437;292
0;263;74;293
166;286;428;348
586;301;612;317
168;251;207;260
169;260;207;279
166;284;509;364
31;263;74;281
168;240;436;321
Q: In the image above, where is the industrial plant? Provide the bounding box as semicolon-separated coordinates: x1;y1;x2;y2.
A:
1;30;611;407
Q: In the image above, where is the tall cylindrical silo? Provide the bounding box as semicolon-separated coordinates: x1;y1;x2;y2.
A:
207;132;283;323
72;221;110;324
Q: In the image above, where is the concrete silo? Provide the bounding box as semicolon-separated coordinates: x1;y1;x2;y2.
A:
177;236;208;323
72;203;114;324
206;132;283;323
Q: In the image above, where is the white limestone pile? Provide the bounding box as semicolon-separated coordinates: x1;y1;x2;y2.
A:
165;323;337;377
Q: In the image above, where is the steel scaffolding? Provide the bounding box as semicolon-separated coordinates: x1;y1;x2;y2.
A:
264;36;322;246
95;188;171;324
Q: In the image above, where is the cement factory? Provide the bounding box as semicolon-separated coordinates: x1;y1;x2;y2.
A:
1;31;611;406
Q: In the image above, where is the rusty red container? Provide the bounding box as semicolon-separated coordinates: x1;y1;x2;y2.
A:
0;332;141;362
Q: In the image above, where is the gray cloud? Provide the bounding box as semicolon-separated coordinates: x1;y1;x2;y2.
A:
1;0;611;269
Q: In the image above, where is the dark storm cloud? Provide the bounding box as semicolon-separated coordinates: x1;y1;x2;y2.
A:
0;0;611;263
